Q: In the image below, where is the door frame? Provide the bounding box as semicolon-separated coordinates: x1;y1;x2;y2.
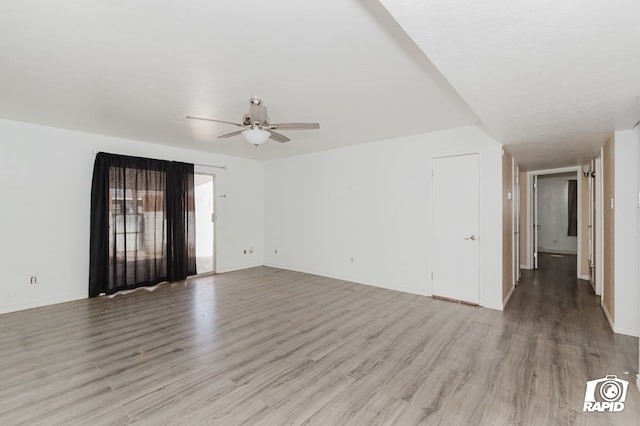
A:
594;154;603;296
193;168;217;277
526;166;583;278
513;160;520;284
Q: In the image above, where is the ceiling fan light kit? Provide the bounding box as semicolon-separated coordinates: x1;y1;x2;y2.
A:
187;98;319;146
242;128;270;146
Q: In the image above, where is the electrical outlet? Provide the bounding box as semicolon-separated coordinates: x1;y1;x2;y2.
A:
243;249;247;254
29;276;38;285
275;249;278;254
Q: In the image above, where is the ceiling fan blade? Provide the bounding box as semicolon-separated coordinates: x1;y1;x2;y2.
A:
186;116;244;127
267;129;290;143
217;129;246;139
268;122;320;130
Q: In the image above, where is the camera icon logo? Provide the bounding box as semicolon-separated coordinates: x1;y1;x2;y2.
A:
583;375;628;412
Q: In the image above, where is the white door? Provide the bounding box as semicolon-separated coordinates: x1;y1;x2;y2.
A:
432;154;480;304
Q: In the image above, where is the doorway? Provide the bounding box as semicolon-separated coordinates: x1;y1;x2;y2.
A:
195;173;215;275
536;172;578;256
431;154;480;305
528;167;583;278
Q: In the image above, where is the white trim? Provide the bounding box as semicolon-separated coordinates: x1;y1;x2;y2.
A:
194;167;218;275
530;166;581;175
263;263;432;298
525;173;532;269
578;274;590;280
513;160;519;286
577;170;583;279
599;299;636;338
613;325;639;337
602;301;615;332
482;302;505;311
527;166;582;277
538;249;578;255
0;294;86;315
216;263;263;274
502;285;515;308
595;155;603;296
520;263;530;270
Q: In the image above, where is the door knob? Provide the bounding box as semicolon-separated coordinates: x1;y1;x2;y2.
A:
464;235;477;241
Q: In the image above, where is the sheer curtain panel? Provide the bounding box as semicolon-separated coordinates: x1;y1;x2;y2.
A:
89;153;196;297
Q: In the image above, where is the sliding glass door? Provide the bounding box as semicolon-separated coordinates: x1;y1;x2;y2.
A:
195;174;215;274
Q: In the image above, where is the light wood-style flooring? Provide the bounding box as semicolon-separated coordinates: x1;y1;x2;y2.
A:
0;254;638;425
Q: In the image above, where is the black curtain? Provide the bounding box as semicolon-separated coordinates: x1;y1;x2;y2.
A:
167;161;196;281
89;153;196;297
567;179;578;237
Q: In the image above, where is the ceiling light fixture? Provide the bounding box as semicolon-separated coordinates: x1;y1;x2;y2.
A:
582;164;590;177
242;128;270;146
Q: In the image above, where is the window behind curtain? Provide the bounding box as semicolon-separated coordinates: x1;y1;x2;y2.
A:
90;153;196;297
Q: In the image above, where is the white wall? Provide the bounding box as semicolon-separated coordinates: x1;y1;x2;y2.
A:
264;125;504;310
613;128;639;336
637;116;640;389
536;174;578;254
0;119;264;314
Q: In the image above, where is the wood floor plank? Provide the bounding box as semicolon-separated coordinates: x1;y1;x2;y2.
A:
0;255;638;425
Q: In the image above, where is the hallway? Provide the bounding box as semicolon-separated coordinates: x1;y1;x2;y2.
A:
504;253;639;421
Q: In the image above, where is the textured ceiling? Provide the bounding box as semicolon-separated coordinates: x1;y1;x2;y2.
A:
380;0;640;170
0;0;477;161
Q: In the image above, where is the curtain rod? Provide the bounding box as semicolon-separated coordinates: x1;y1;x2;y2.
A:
92;151;227;170
194;163;227;170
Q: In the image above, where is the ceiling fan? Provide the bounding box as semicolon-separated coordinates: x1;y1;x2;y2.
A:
187;97;320;146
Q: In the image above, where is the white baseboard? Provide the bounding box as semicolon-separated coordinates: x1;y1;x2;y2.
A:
599;303;639;336
613;325;640;337
481;302;505;311
519;264;530;270
578;274;590;280
263;263;431;298
601;302;615;332
502;286;515;308
538;249;578;255
267;263;506;312
0;294;86;315
216;262;264;274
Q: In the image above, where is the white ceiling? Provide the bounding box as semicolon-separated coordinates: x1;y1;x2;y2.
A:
1;1;638;169
0;0;477;161
380;0;640;170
